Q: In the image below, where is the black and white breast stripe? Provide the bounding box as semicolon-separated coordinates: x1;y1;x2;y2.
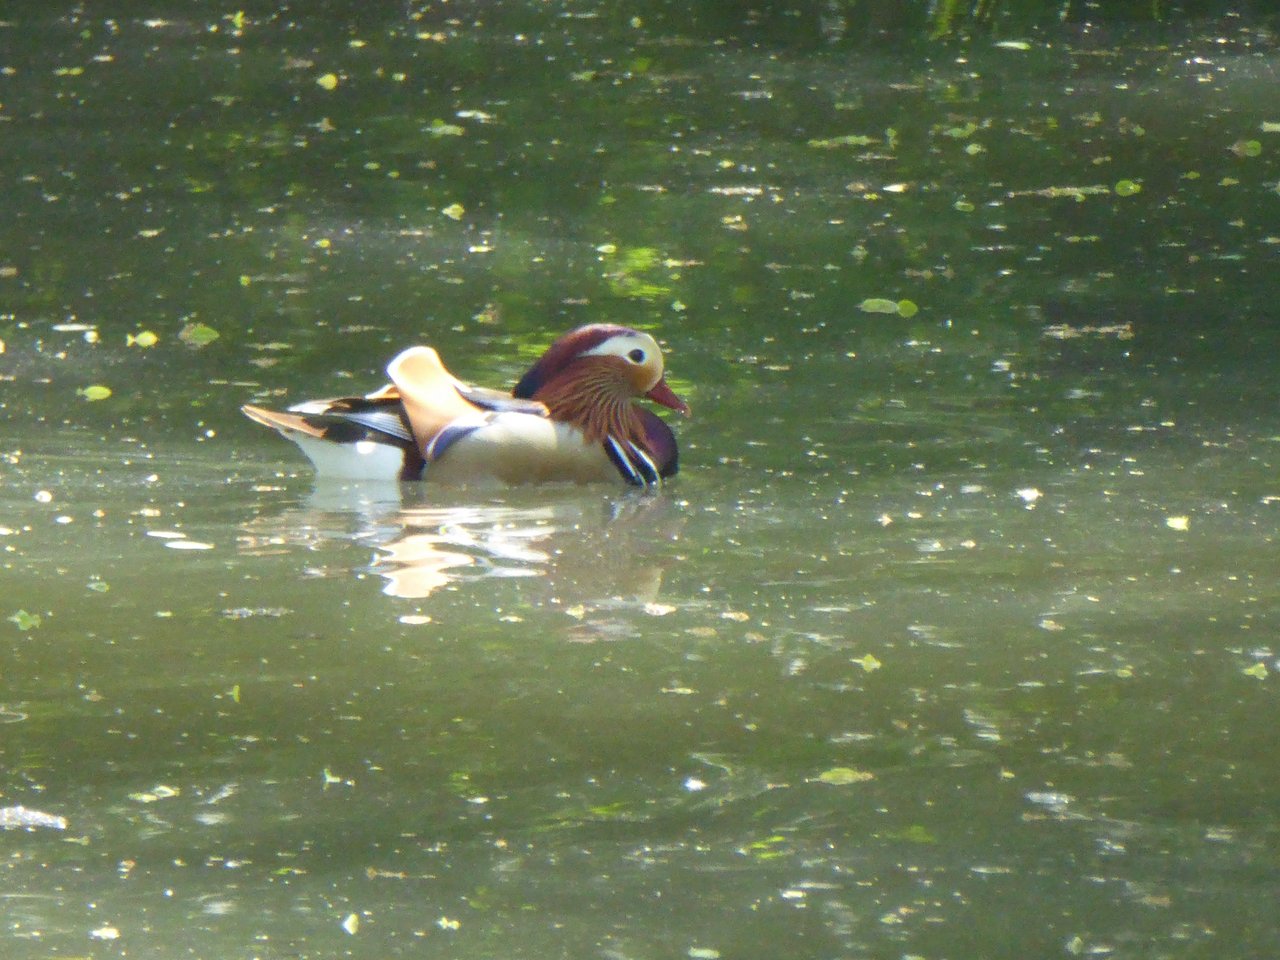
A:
604;435;662;487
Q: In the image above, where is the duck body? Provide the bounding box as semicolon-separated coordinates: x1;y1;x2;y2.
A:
242;324;687;487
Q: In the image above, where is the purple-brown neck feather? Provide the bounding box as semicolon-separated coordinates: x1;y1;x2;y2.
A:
638;409;679;477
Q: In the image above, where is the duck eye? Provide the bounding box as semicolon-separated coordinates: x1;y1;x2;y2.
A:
627;348;646;364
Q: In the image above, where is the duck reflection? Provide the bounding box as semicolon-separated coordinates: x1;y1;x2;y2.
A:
240;483;683;605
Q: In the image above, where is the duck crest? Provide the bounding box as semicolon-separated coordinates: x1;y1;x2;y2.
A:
512;324;633;401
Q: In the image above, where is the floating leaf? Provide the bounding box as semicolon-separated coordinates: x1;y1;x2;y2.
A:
807;134;875;149
896;299;919;318
1243;662;1268;679
994;40;1032;50
1043;322;1133;340
1262;121;1280;134
815;766;875;786
130;784;179;803
178;321;220;347
126;330;158;348
1009;184;1109;200
858;298;900;315
441;202;465;221
315;72;339;91
341;913;359;935
8;610;41;631
78;384;112;401
1114;179;1142;197
1230;139;1262;158
428;118;465;137
854;654;882;672
1164;515;1190;531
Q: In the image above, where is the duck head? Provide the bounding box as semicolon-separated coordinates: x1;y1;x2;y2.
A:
513;324;689;443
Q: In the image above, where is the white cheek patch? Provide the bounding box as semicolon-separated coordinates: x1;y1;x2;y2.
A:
582;333;655;361
581;333;664;384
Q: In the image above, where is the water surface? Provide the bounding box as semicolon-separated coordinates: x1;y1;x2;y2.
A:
3;6;1280;959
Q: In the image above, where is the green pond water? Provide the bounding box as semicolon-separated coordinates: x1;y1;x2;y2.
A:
2;5;1280;959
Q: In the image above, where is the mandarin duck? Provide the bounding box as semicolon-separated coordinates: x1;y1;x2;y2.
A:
241;324;688;486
